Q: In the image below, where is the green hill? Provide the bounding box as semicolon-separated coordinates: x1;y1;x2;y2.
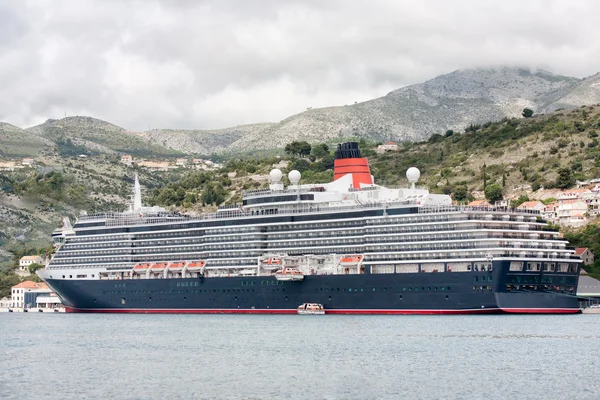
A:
368;105;600;198
0;122;53;157
26;116;182;157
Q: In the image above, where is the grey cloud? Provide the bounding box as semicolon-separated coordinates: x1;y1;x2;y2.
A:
1;0;600;131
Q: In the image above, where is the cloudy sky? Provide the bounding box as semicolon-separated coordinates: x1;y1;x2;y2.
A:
1;0;599;131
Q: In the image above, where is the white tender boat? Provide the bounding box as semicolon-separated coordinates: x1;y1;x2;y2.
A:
274;267;304;281
297;303;325;315
582;304;600;314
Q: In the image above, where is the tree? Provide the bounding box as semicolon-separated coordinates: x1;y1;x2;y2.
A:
484;183;503;204
522;108;534;118
28;263;44;275
201;183;225;206
453;185;469;202
311;143;329;158
481;163;487;189
290;158;311;173
510;194;530;208
284;141;312;156
555;167;574;189
445;129;454;137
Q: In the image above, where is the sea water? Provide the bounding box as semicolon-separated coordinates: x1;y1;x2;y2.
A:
1;314;599;400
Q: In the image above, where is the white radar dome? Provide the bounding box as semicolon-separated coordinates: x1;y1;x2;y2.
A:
288;170;301;184
269;168;283;183
406;167;421;183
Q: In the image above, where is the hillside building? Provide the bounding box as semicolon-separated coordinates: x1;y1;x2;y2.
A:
121;154;133;166
21;158;35;166
517;201;545;212
542;203;558;221
376;142;399;154
574;248;594;266
556;199;588;227
19;255;43;267
176;158;188;166
468;200;491;207
137;161;172;171
18;255;44;277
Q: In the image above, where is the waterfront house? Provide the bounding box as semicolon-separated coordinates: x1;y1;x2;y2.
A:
11;281;50;308
0;297;11;308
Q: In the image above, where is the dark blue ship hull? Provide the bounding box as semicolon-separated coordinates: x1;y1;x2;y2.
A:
45;260;580;314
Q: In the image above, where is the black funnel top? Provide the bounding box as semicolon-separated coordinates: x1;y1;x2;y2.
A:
334;142;362;160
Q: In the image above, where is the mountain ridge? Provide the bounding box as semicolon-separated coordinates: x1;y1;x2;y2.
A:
3;67;600;157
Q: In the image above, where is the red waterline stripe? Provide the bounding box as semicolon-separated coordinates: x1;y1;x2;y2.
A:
65;307;506;315
499;308;580;314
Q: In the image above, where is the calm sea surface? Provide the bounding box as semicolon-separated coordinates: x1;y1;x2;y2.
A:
1;314;599;400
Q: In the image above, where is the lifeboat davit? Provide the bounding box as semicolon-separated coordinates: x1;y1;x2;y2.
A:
274;267;304;281
339;255;364;266
133;263;151;274
187;261;206;272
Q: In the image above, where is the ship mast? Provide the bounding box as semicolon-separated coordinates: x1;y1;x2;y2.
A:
133;174;142;211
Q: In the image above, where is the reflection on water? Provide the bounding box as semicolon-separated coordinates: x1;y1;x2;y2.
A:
1;314;599;400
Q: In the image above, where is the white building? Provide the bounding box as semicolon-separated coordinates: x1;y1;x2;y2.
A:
517;201;545;212
19;255;43;267
11;281;51;308
121;154;133;166
18;255;43;276
542;203;558;221
581;191;600;217
0;297;11;308
556;199;588;227
376;142;399;154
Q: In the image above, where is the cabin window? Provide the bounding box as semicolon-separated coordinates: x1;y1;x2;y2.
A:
509;262;523;272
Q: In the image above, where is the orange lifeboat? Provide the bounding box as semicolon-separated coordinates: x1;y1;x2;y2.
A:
150;262;168;273
339;255;364;266
133;263;151;274
187;260;206;272
168;262;185;272
261;256;283;269
274;267;304;281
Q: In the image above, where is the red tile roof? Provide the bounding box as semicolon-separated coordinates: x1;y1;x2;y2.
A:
468;200;490;206
517;201;544;209
13;281;48;289
574;248;589;255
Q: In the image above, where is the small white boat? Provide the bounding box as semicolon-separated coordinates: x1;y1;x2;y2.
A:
297;303;325;315
275;267;304;281
582;304;600;314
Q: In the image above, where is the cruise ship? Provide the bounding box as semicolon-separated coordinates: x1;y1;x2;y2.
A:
38;142;582;314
